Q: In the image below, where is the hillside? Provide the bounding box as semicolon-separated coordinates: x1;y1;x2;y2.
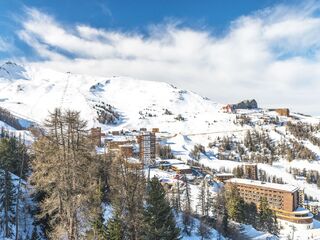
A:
1;62;320;239
0;62;240;132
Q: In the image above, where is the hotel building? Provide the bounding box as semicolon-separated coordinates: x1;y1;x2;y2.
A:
137;131;156;166
226;178;313;229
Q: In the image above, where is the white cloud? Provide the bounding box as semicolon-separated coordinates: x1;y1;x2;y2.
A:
0;37;14;53
17;3;320;115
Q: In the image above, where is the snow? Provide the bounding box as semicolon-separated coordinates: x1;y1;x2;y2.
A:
0;172;44;240
241;224;276;240
172;164;191;170
1;62;320;239
176;213;224;240
0;63;245;137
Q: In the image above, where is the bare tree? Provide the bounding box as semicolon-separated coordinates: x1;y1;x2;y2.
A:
31;109;102;239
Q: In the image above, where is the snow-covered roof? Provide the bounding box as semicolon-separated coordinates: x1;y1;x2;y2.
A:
226;178;299;193
304;201;320;207
171;164;191;170
156;159;184;165
105;135;136;142
127;157;140;164
215;173;234;177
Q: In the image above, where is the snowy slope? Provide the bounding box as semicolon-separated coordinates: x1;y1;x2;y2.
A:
1;62;320;240
0;62;243;135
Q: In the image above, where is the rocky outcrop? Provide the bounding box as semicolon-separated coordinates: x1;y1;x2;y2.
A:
233;99;258;110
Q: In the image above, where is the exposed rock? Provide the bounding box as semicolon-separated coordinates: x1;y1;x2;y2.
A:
233;99;258;110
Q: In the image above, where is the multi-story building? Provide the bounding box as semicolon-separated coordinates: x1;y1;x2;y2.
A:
214;173;235;182
243;163;258;180
119;144;134;158
137;131;156;166
303;201;320;216
298;189;305;206
90;127;105;146
225;178;313;229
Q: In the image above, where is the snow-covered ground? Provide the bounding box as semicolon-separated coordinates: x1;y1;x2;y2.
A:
1;62;320;239
0;172;43;240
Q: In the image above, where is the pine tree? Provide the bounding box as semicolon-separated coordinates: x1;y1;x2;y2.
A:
213;188;229;237
91;214;108;240
225;185;243;222
317;178;320;189
0;170;16;238
258;197;279;235
31;227;40;240
107;215;123;240
143;177;180;240
245;202;258;228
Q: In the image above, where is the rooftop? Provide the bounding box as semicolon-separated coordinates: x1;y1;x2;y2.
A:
171;164;191;170
226;178;299;193
156;159;185;165
215;173;234;177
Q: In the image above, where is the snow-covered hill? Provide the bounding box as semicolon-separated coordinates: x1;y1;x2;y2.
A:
0;62;242;134
2;62;320;239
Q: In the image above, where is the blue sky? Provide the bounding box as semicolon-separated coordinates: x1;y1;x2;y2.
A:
0;0;320;115
0;0;287;59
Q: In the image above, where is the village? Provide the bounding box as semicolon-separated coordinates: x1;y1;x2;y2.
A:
90;121;320;237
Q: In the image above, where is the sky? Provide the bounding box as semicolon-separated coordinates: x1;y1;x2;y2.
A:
0;0;320;115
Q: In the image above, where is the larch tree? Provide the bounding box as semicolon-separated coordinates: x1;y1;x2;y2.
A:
182;175;193;236
108;154;145;240
197;181;206;216
31;109;102;239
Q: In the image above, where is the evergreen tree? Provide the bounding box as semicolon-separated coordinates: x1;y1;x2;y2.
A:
31;227;40;240
91;214;108;240
143;177;180;240
204;183;213;219
0;137;25;239
0;170;16;238
245;202;258;228
182;175;193;236
225;185;243;222
258;197;279;236
317;178;320;189
213;188;229;237
107;215;123;240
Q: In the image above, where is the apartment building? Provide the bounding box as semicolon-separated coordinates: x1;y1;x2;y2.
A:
90;127;105;146
243;163;258;180
226;178;313;227
214;173;234;182
137;131;156;166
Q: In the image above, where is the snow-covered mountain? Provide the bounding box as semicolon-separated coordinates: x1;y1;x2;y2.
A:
0;62;241;134
2;62;320;239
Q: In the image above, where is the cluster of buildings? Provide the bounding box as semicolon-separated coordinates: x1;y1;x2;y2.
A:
91;126;316;231
221;103;290;118
90;127;160;166
218;164;315;230
90;127;193;176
